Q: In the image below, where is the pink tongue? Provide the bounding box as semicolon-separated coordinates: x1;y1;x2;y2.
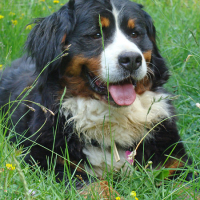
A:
109;84;136;106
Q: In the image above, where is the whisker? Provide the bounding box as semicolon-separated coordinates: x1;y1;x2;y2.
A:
89;69;102;74
147;62;161;76
146;72;152;81
147;67;154;76
91;76;101;85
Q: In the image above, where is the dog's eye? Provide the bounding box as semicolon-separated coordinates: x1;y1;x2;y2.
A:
92;33;102;39
131;32;139;38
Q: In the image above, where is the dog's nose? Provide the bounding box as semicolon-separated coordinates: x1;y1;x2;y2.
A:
118;52;142;73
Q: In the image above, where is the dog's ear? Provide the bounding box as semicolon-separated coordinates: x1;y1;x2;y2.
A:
142;9;170;88
25;0;75;88
68;0;75;9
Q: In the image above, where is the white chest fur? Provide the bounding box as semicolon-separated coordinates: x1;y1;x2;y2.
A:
61;91;171;176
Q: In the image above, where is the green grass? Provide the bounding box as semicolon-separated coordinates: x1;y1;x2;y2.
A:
0;0;200;199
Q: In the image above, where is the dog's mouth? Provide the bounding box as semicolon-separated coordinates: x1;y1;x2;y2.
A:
86;69;137;106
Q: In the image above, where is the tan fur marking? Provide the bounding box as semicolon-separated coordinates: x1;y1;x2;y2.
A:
127;19;135;29
65;55;101;77
100;17;110;28
80;181;122;199
135;76;152;94
135;50;153;94
164;159;185;176
61;34;67;43
59;55;101;98
143;50;152;63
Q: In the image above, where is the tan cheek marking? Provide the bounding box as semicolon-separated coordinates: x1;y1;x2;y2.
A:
65;56;86;76
143;50;152;63
135;50;153;94
100;17;110;28
135;76;152;95
59;55;102;98
127;19;135;29
65;55;101;77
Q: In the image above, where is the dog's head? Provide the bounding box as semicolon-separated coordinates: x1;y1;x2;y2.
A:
26;0;169;106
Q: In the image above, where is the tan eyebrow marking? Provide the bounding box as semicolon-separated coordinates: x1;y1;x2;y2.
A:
127;18;136;29
100;16;110;28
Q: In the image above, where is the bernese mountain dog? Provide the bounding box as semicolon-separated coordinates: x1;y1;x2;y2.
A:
0;0;193;197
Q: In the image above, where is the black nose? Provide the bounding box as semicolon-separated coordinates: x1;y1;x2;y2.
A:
118;52;142;73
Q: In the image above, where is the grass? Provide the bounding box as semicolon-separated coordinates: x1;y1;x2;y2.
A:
0;0;200;199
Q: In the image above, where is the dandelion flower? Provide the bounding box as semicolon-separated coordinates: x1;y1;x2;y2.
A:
11;20;18;25
0;65;3;69
39;0;45;2
6;163;16;170
9;12;15;16
53;0;59;4
115;197;120;200
130;191;136;197
6;164;12;168
135;197;139;200
26;25;32;30
0;15;4;19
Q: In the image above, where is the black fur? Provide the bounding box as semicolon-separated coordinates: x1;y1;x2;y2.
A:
0;0;192;191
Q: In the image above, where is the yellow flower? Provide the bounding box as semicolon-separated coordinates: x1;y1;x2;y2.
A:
21;13;25;16
26;25;32;30
130;191;136;197
6;164;12;168
48;6;52;9
6;163;16;170
9;12;15;16
0;15;4;19
115;197;120;200
0;65;3;69
39;0;45;1
42;6;46;10
11;20;18;25
135;197;139;200
60;3;64;6
53;0;59;4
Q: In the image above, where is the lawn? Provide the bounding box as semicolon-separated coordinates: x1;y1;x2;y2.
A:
0;0;200;199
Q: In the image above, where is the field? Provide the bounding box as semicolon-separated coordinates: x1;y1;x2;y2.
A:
0;0;200;199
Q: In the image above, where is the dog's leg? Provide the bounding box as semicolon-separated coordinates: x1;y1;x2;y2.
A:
135;119;193;180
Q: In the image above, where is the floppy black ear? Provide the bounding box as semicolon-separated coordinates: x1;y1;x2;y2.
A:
25;1;75;88
142;9;170;88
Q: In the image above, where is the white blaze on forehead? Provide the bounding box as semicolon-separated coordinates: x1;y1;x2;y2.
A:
100;5;147;83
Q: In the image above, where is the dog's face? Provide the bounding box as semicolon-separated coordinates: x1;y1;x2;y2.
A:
27;0;168;106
